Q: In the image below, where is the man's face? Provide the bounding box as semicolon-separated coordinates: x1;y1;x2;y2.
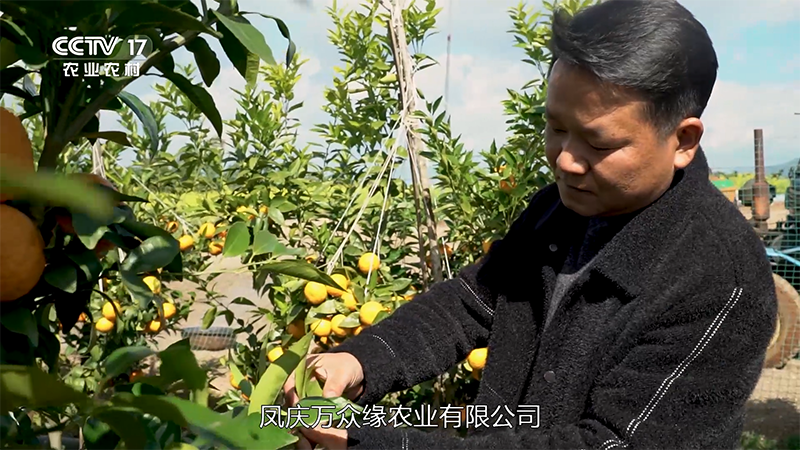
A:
544;61;699;217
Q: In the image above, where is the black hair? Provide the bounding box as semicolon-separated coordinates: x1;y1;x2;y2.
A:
549;0;718;136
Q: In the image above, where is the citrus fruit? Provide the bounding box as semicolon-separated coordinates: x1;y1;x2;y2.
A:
482;239;494;254
237;206;255;220
208;241;224;255
287;319;305;339
143;275;161;294
179;235;194;251
130;369;144;382
230;373;250;389
102;300;122;321
267;346;284;362
96;317;115;333
199;222;216;239
0;205;46;302
78;312;88;322
360;301;385;326
304;281;327;305
166;221;179;233
259;205;269;215
310;318;332;337
467;348;488;370
341;290;357;311
327;273;349;296
353;325;363;336
162;302;177;319
357;253;380;274
0;108;34;203
330;314;348;337
146;319;163;333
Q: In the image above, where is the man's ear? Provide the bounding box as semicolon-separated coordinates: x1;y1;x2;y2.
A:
673;117;703;170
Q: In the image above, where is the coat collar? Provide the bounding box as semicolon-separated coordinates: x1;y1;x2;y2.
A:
530;148;712;300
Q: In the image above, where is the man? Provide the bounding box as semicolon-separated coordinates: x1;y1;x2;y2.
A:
285;0;778;448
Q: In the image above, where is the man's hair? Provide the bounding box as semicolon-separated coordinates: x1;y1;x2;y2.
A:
549;0;718;136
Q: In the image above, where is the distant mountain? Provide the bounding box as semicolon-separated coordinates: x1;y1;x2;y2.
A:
712;157;799;176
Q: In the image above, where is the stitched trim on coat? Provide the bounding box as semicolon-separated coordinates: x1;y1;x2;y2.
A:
615;287;744;446
459;278;495;316
485;383;506;403
367;334;397;358
401;428;408;450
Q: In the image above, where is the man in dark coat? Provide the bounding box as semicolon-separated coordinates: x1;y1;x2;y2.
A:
285;0;778;448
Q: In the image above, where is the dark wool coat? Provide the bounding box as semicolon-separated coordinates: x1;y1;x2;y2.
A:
329;149;778;450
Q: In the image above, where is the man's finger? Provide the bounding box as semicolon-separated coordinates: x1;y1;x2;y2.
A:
321;375;348;399
295;431;313;450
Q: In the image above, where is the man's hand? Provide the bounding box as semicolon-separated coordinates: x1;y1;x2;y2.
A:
284;352;365;449
295;426;348;450
283;352;365;406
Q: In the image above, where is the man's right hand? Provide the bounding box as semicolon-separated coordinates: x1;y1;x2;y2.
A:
283;352;365;407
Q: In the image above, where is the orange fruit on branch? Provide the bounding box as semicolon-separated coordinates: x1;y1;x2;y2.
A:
304;281;327;305
162;302;176;319
0;205;46;302
0;108;35;203
326;273;349;297
199;222;216;239
102;301;122;321
310;318;332;337
467;348;488;370
178;235;194;251
287;319;305;339
166;221;179;233
359;301;385;326
208;241;224;255
95;317;114;333
357;252;380;275
267;346;284;362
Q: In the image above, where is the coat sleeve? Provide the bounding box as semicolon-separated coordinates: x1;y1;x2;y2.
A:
326;189;547;405
343;268;778;449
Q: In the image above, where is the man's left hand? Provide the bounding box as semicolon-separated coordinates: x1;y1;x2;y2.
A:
296;425;348;450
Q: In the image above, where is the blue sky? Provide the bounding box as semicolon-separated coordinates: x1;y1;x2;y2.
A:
107;0;798;173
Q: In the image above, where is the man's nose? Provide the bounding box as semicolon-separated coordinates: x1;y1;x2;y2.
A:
557;145;588;175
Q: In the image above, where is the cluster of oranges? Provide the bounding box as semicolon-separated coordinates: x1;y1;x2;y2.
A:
93;275;177;333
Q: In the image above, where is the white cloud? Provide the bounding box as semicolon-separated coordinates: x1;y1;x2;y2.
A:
413;53;533;150
701;80;800;167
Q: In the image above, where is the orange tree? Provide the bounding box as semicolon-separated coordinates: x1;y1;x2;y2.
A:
0;0;313;448
191;0;596;425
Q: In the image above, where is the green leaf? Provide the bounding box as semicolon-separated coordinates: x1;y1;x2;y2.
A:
186;36;220;87
0;365;90;414
0;66;27;89
72;213;110;250
120;235;180;274
212;12;275;66
158;339;207;391
112;3;220;37
216;19;259;87
337;313;360;328
117;91;159;152
309;300;337;315
201;307;216;329
111;393;295;450
252;229;278;255
0;308;38;347
43;264;78;293
103;346;154;380
90;407;151;450
248;332;313;415
0;38;20;69
256;261;342;289
79;131;132;147
68;249;103;281
305;377;323;398
0;168;114;222
222;222;249;257
163;71;223;137
120;271;154;309
240;12;296;65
